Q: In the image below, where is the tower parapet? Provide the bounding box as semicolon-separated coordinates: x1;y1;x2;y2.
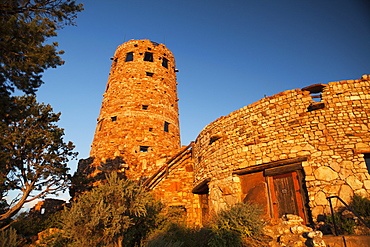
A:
88;39;181;180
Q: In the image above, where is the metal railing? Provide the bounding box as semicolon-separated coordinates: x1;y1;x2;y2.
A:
327;196;370;236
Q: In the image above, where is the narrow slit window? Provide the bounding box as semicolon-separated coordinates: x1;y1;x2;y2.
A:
144;52;153;62
140;146;149;152
162;57;169;68
142;105;149;110
164;121;170;132
111;116;117;122
125;52;134;62
365;154;370;174
146;72;154;77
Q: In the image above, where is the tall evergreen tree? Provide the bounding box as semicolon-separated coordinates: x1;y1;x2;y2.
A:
0;0;83;97
0;95;77;223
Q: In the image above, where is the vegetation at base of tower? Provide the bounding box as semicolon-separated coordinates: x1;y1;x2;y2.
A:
0;95;77;224
145;202;269;247
54;173;162;247
208;202;269;247
70;156;127;198
0;0;83;98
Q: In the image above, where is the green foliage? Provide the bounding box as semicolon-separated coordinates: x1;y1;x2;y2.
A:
0;0;83;96
0;95;77;223
208;202;267;247
0;227;22;247
145;203;267;247
324;194;370;235
145;223;210;247
58;173;162;247
12;210;63;238
349;194;370;219
326;213;356;235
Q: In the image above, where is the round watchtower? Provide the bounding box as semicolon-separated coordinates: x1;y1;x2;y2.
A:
89;39;181;180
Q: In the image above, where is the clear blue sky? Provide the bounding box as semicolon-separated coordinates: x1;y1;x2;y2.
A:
36;0;370;174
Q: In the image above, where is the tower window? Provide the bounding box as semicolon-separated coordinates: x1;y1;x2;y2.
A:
164;121;170;132
111;116;117;121
140;146;149;152
142;105;149;110
365;154;370;174
144;52;153;62
162;57;169;68
146;72;154;77
125;52;134;62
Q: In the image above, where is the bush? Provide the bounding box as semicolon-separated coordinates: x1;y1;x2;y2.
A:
324;194;370;235
145;206;210;247
325;213;356;235
208;202;267;247
12;210;63;239
0;227;22;247
350;194;370;220
58;173;162;247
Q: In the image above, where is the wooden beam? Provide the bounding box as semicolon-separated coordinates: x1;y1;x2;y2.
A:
233;157;308;175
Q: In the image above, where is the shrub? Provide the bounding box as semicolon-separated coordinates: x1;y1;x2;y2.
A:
325;213;356;235
208;202;267;247
324;194;370;235
349;194;370;220
145;206;210;247
58;173;162;247
12;210;63;239
0;227;22;247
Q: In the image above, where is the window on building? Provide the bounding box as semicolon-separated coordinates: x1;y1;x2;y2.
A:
111;116;117;121
162;57;169;68
142;105;149;110
146;72;154;77
164;121;170;132
144;52;153;62
209;135;222;145
140;146;149;152
125;52;134;62
365;154;370;173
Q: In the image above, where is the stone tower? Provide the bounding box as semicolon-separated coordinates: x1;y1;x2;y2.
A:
89;39;181;180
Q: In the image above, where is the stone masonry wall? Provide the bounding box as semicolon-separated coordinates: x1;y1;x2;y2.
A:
149;147;202;226
88;40;181;180
192;75;370;220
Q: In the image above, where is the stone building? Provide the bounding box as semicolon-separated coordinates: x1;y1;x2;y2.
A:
78;39;370;226
88;39;181;181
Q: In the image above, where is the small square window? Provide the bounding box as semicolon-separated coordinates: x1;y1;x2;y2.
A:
125;52;134;62
111;116;117;121
164;121;170;132
365;154;370;174
142;105;149;110
162;57;169;68
140;146;149;152
146;72;154;77
144;52;153;62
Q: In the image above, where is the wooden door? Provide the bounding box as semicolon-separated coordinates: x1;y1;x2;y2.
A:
269;171;306;221
199;194;210;225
